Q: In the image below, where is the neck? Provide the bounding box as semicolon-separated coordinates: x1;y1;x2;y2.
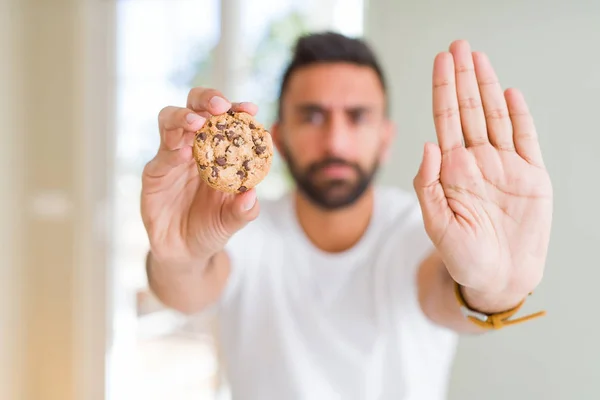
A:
294;187;375;253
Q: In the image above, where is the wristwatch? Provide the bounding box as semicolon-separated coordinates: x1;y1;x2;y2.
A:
453;281;546;330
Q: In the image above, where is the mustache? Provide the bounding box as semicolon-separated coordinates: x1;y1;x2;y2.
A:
306;157;362;176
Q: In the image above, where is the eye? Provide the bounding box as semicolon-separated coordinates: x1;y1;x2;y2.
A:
303;110;325;125
348;109;368;124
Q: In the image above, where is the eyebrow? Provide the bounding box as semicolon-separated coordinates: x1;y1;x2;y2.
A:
295;103;324;114
295;103;373;114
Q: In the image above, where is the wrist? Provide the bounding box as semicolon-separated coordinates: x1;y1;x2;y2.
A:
148;249;212;273
459;285;529;314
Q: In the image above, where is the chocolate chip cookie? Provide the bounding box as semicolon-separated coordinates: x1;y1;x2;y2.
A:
192;109;273;193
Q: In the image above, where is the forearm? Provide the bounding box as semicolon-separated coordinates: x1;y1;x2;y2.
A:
417;251;487;333
146;250;229;314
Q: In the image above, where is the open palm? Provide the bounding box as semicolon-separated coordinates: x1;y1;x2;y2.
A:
413;40;553;295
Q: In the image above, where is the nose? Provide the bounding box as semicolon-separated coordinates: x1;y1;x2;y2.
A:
323;111;353;158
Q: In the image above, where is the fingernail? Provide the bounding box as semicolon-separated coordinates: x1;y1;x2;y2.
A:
186;113;205;125
243;192;257;211
209;96;230;110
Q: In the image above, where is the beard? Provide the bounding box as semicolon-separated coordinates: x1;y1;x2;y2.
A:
281;145;380;210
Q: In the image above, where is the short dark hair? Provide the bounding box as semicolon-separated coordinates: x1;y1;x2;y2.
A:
277;31;388;120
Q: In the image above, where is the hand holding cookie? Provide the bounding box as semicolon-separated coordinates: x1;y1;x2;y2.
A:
141;87;269;266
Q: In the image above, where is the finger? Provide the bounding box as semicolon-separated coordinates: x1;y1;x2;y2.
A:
449;40;488;147
231;102;259;116
187;87;232;115
159;106;207;132
144;146;193;177
433;52;464;152
221;189;260;233
472;52;514;151
413;142;452;235
162;129;198;152
505;88;544;167
158;106;206;150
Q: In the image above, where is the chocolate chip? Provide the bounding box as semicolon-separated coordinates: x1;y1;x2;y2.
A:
242;160;250;170
216;157;226;166
216;123;226;130
208;122;212;127
211;166;218;177
227;109;235;116
255;146;266;155
238;185;248;192
199;165;206;170
214;134;224;144
249;123;256;129
233;136;245;147
197;132;207;141
236;170;246;178
225;130;235;139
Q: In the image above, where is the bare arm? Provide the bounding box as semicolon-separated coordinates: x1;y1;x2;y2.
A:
417;250;537;334
146;250;231;314
417;251;486;334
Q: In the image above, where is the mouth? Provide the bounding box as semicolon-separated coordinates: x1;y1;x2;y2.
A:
318;164;355;179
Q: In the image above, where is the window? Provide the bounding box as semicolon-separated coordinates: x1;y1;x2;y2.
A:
108;1;364;399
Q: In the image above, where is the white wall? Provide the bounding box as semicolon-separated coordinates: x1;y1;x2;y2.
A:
0;1;114;399
0;1;24;399
365;0;600;399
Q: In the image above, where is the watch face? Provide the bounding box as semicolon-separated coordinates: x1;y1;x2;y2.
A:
461;306;490;322
455;281;491;322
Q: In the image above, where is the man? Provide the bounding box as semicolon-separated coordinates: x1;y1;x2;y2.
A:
141;32;553;399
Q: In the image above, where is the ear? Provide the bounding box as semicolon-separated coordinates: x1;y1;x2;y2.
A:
380;119;396;164
270;121;285;159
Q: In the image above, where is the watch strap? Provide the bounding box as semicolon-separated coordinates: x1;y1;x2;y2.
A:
454;281;546;330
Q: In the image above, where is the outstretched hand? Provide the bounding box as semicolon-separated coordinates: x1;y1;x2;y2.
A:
413;40;553;297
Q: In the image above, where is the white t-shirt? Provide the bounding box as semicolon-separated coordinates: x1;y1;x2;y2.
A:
216;185;458;400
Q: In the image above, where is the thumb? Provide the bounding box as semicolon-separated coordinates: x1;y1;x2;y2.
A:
221;189;260;234
414;142;441;189
413;142;446;223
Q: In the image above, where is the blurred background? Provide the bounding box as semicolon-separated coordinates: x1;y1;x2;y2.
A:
1;0;598;399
